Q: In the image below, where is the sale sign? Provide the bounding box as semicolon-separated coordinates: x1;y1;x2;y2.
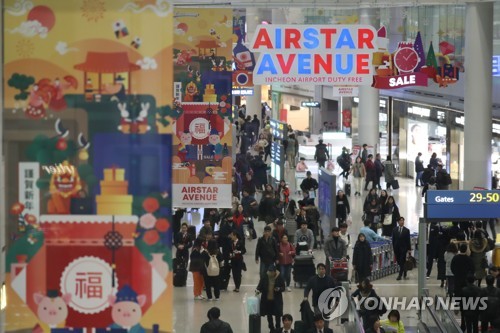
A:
250;25;378;85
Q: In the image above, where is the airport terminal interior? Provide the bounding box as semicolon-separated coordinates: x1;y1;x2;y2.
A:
1;1;500;333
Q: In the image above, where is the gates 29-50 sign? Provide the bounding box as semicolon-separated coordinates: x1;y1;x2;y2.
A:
250;25;377;85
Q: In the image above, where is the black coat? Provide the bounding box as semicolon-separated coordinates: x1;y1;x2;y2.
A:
257;273;285;316
200;319;233;333
461;283;482;316
255;236;278;264
392;226;411;264
364;202;380;223
251;157;268;188
381;203;400;237
336;194;350;220
451;254;475;294
352;240;373;281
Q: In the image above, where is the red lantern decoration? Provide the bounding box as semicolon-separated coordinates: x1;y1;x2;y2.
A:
142;197;160;213
56;137;68;151
155;218;170;232
143;229;160;245
10;202;25;215
24;214;37;225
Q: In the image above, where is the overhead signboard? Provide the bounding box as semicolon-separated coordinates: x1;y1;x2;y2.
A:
301;101;321;108
425;190;500;220
250;25;377;85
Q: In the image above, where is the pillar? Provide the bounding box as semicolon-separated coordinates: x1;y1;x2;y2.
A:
463;2;493;189
245;8;262;120
0;5;5;330
357;8;380;149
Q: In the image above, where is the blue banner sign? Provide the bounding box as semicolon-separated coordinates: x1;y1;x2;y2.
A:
425;190;500;220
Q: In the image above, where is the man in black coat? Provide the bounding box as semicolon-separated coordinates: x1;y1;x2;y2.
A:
392;217;411;280
480;275;500;332
255;226;279;277
451;243;475;331
300;171;319;196
200;307;233;333
256;264;285;333
303;263;338;330
308;315;334;333
174;223;193;264
421;164;434;185
461;274;482;333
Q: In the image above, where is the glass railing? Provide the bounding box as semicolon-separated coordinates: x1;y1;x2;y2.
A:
345;282;366;333
419;289;462;333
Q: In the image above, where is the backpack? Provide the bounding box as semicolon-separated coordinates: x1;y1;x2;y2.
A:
206;254;220;276
316;146;327;160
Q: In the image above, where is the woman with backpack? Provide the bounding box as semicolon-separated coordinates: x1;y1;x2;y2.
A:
202;239;224;301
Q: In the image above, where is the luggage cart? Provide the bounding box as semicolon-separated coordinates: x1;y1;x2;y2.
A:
330;258;349;282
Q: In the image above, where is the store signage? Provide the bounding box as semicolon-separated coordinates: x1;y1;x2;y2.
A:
270;118;287;140
232;87;254;96
493;55;500;76
332;86;359;97
425;190;500;220
250;25;377;85
301;101;321;108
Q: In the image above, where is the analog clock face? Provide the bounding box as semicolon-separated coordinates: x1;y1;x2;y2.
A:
394;47;419;73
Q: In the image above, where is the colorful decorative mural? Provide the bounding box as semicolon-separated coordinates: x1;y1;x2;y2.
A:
3;0;173;332
171;8;233;208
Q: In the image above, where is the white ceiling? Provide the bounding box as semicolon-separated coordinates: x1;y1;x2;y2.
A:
173;0;496;9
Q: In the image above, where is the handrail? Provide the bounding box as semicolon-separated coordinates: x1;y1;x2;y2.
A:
434;295;463;333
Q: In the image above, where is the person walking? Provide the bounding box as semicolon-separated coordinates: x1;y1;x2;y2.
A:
314;139;329;168
285;200;298;244
303;263;337;330
175;222;193;264
278;234;296;292
255;226;279;277
392;217;411;280
415;153;425;186
374;154;384;190
286;134;297;169
364;154;376;191
190;238;206;300
352;156;366;196
352;233;373;283
228;231;246;292
200;307;233;333
381;196;400;237
256;264;286;333
202;239;224;301
470;230;491;287
461;274;482;333
335;190;350;225
360;144;369;164
324;227;347;275
444;242;458;297
383;156;396;190
429;152;439;171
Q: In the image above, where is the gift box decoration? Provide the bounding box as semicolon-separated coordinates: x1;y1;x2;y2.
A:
100;181;129;195
96;195;133;215
103;168;125;181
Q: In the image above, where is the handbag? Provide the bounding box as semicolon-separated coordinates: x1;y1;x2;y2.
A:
383;214;393;226
346;214;353;226
405;255;417;271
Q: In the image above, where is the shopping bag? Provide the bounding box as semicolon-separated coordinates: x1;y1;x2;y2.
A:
383;214;393;226
309;190;316;199
346;214;353;226
247;295;260;315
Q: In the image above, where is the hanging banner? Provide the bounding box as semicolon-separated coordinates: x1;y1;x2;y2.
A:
250;25;377;85
4;0;174;332
371;28;461;89
172;8;233;208
18;162;40;218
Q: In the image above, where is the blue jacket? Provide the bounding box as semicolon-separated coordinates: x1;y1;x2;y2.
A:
360;226;385;243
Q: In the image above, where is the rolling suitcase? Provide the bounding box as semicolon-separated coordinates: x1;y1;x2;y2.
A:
344;182;351;196
293;254;315;288
249;314;261;333
187;225;197;240
173;258;187;287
